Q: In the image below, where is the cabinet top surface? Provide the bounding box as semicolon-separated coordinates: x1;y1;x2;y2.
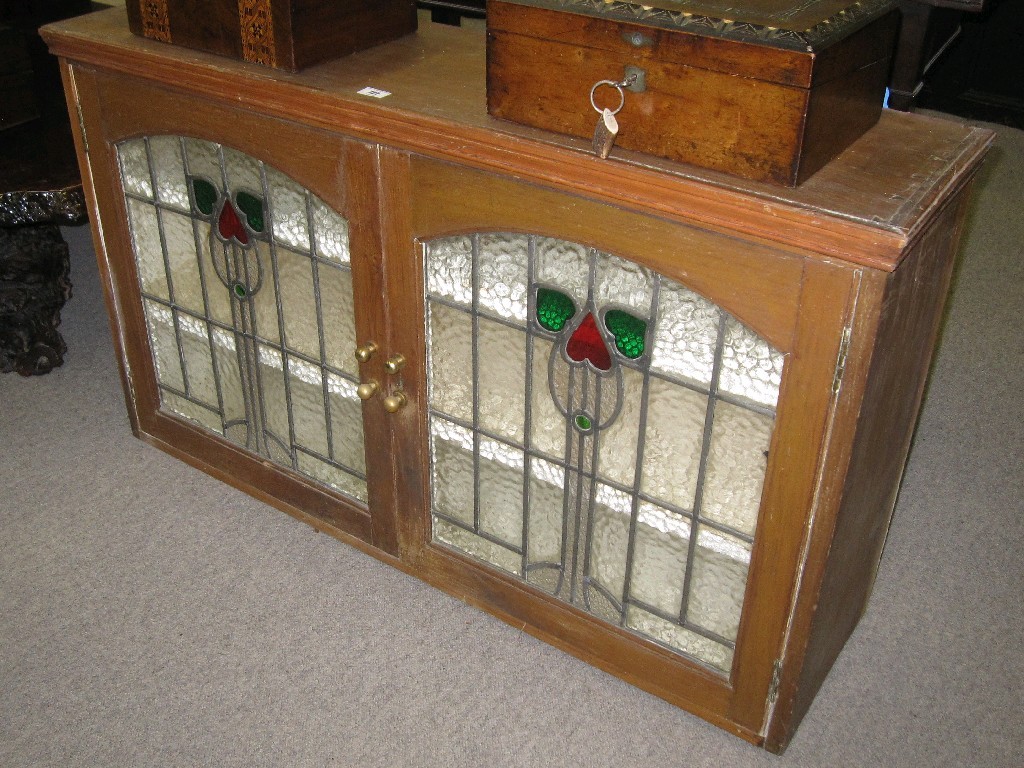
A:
43;8;993;271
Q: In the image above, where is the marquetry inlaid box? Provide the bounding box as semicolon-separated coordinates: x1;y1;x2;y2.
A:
487;0;900;185
125;0;417;71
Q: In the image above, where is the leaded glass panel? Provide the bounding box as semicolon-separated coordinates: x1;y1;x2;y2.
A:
118;136;367;503
424;232;785;674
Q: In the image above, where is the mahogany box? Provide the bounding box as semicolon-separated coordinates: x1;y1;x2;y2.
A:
486;0;900;185
125;0;417;72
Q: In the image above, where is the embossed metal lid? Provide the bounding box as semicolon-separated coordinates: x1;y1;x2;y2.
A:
499;0;897;51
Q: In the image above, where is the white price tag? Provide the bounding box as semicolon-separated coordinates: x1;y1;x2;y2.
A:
357;87;392;99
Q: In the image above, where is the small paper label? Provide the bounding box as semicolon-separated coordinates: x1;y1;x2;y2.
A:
357;87;392;99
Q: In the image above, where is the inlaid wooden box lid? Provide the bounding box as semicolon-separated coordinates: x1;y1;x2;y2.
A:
125;0;417;72
504;0;897;51
487;0;900;185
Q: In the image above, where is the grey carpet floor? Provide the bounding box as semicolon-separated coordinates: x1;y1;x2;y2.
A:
2;118;1022;767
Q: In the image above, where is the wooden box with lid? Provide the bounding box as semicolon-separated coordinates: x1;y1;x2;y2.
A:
44;7;991;752
487;0;900;185
125;0;417;71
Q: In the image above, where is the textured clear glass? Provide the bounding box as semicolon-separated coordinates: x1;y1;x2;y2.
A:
594;250;654;316
589;484;632;603
431;417;475;527
650;281;720;387
266;166;310;250
221;146;262;197
702;401;774;536
148;136;189;211
118;139;153;199
477;317;527;443
526;457;565;568
127;198;169;300
161;210;205;315
178;314;218;408
529;337;566;460
287;355;329;457
276;246;320;361
296;452;367;502
597;365;642;487
535;237;589;309
631;502;691;615
318;262;357;375
641;376;708;511
143;301;185;391
477;233;529;324
311;198;350;265
183;138;222;187
626;605;733;672
327;372;366;475
719;316;785;408
257;345;292;452
434;517;521;576
426;235;473;307
427;301;474;424
688;526;751;642
200;235;234;328
478;438;525;546
162;391;223;434
210;326;245;427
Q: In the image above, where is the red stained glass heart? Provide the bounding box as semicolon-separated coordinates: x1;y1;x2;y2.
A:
566;312;611;371
218;201;250;245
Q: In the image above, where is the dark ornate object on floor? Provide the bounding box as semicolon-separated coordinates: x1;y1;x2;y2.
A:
0;225;72;375
0;0;96;374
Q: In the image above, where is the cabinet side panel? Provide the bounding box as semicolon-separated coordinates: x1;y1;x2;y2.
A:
770;186;976;749
60;62;146;436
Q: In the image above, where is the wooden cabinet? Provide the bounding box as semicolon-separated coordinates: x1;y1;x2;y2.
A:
44;8;992;753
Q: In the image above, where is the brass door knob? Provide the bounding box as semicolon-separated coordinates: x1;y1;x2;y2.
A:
383;390;408;413
384;354;406;375
355;342;378;364
356;380;379;400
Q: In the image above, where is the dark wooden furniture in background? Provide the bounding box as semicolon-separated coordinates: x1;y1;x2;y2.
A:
887;0;986;110
0;0;95;375
416;0;486;25
914;0;1024;125
44;9;992;752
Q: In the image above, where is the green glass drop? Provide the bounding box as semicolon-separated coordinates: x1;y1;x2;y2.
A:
575;413;593;431
190;177;218;216
233;283;248;299
604;310;647;359
536;288;576;332
236;191;265;233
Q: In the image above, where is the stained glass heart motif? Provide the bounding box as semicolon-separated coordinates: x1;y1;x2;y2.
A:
566;312;612;371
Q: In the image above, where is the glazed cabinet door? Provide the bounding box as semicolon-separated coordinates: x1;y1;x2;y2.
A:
383;153;859;741
72;67;395;551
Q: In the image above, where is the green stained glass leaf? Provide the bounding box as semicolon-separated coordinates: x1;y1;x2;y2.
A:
605;309;647;359
536;288;575;332
236;191;265;233
190;177;218;216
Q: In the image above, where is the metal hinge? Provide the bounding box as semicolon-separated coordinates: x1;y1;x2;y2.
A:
832;325;852;395
768;659;783;704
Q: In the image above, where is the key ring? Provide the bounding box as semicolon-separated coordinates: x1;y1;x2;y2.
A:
589;74;637;115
